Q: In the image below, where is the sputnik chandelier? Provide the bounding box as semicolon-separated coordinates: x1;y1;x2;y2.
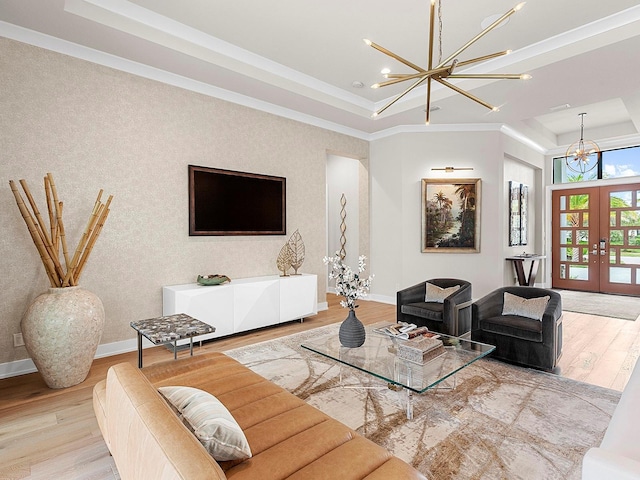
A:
364;0;530;124
565;113;600;174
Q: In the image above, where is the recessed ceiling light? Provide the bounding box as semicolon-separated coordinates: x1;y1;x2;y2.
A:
481;14;510;30
380;68;391;75
550;103;571;111
351;81;364;88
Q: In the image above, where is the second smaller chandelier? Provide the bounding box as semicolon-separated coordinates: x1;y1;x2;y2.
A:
565;113;600;174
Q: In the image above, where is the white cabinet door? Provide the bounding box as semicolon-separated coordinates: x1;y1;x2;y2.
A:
233;278;280;333
279;274;317;322
163;284;234;342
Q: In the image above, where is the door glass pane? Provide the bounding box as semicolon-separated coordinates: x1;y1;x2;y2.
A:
560;213;580;227
621;210;640;226
560;230;572;245
560;264;566;279
637;191;640;207
581;247;589;262
630;230;640;246
621;248;640;265
582;212;589;227
577;230;589;245
610;267;631;284
570;195;589;209
610;230;624;245
560;195;567;210
610;212;617;227
611;191;632;208
569;265;588;281
610;250;617;264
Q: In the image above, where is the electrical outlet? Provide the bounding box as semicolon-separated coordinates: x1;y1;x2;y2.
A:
13;333;25;347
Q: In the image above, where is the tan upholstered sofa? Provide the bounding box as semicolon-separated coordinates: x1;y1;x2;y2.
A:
93;351;425;479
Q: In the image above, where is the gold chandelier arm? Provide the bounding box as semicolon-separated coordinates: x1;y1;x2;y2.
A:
447;73;529;80
436;2;525;69
364;39;425;73
375;65;453;87
426;77;433;125
435;78;497;111
374;76;428;117
455;50;511;68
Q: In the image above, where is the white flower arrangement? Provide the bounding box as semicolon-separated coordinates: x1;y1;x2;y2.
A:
323;252;374;310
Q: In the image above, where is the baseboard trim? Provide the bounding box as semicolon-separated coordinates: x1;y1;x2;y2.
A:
0;301;330;380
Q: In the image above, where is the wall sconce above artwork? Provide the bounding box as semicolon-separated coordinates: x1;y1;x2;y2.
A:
431;167;474;173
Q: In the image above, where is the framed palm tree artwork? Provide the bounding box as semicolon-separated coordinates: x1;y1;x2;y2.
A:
421;178;481;253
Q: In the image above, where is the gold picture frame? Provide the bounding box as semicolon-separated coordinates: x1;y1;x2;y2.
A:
421;178;481;253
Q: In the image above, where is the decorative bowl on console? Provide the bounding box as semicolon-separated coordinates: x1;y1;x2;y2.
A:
197;274;231;286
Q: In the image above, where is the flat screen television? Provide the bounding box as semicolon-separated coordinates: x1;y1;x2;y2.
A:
189;165;286;236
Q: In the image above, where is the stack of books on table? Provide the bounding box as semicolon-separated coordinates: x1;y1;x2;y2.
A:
374;322;439;340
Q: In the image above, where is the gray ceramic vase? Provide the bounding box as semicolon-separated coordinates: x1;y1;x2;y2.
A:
339;308;366;348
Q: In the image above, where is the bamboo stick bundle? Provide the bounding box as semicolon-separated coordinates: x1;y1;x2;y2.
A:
45;176;57;252
47;173;71;269
75;195;113;284
63;191;106;287
9;180;59;287
18;179;65;282
9;173;113;288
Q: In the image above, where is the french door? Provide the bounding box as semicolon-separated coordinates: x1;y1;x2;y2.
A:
552;183;640;295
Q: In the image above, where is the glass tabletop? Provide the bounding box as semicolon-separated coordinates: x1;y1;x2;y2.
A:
301;321;495;393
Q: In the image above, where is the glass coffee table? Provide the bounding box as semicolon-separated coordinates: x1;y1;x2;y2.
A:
301;321;495;419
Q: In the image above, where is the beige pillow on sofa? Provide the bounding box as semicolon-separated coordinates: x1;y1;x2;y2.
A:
502;292;550;321
426;283;460;303
159;386;252;462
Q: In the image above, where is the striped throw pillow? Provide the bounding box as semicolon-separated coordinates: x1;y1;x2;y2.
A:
159;386;252;461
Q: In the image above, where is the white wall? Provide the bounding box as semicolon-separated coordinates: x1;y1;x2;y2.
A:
370;130;545;302
0;38;368;373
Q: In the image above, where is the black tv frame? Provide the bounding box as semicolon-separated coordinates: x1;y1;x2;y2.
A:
188;165;286;236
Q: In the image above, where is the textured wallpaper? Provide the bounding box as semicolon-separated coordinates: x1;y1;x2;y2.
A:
0;38;369;368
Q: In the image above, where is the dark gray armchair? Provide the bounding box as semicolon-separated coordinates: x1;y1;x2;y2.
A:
471;286;563;372
396;278;472;336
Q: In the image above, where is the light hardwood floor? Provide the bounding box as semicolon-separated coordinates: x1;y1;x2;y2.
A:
1;296;639;479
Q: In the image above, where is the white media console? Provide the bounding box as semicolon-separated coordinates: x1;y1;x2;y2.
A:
163;274;318;344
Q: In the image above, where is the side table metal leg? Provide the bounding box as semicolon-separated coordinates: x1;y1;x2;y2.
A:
137;333;143;368
190;337;194;356
173;341;177;360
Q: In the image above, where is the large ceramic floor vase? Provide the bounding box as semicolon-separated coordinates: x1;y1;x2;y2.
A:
338;308;366;348
21;286;105;389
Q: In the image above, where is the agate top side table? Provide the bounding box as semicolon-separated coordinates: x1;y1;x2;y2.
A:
130;313;215;368
506;254;546;286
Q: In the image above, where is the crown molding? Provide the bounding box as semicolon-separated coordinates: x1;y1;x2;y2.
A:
2;20;613;155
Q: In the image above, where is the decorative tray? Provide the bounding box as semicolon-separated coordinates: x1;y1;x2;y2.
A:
197;274;231;286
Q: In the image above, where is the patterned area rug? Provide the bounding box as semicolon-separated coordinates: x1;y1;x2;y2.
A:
556;289;640;320
225;324;620;480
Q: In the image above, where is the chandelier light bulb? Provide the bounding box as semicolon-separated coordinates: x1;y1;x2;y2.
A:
514;2;526;12
363;39;372;46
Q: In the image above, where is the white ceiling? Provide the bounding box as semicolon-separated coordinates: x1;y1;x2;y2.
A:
2;0;640;152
